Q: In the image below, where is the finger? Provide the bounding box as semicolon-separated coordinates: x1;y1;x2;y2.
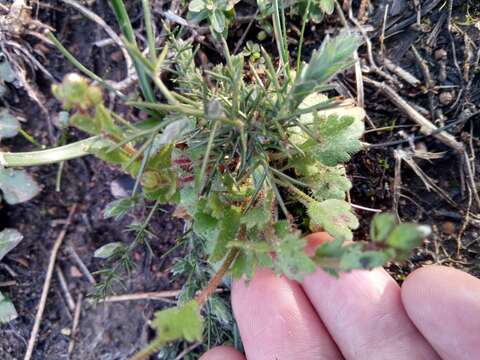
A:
302;234;438;360
232;268;342;360
402;266;480;360
199;346;246;360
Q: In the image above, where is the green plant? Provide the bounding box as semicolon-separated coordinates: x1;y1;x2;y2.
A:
0;109;41;204
188;0;240;35
0;109;40;324
0;1;430;358
258;0;335;23
0;228;23;323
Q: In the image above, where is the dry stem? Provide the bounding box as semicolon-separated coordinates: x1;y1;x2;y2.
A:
24;204;77;360
195;249;239;306
364;77;464;153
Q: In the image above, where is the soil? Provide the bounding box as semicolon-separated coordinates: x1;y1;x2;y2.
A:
0;2;185;359
0;0;479;359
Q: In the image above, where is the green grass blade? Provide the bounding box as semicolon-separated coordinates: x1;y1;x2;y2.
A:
110;0;156;102
272;0;289;77
296;0;313;73
142;0;157;62
47;32;125;99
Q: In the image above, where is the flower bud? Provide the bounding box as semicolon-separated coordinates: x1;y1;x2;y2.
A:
141;170;166;191
52;73;103;111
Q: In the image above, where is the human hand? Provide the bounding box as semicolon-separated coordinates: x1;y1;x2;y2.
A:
200;232;480;360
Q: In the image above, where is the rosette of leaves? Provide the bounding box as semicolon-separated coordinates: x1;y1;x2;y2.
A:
188;0;240;35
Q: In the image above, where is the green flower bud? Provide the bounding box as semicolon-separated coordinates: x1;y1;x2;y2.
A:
257;30;268;41
87;85;103;106
52;73;103;111
141;170;169;191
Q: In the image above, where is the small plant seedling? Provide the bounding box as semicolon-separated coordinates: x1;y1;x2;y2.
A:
188;0;240;35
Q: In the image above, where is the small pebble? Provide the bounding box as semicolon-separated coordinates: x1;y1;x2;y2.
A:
110;175;135;198
61;328;72;337
434;48;448;61
70;266;82;278
441;221;456;235
110;51;123;62
439;91;454;106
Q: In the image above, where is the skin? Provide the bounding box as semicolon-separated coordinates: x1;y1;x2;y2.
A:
200;233;480;360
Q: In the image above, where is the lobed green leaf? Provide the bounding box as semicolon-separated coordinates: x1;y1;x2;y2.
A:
151;300;203;343
307;199;358;240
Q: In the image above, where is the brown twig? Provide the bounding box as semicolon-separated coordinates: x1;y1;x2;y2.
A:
463;150;480;208
173;342;201;360
333;2;367;123
446;0;464;87
463;33;474;84
466;47;480;95
393;150;402;221
379;4;389;62
95;290;181;304
354;52;365;108
66;243;96;285
457;187;472;257
411;45;436;120
427;13;447;47
56;265;75;312
67;293;83;359
413;0;421;27
195;248;239;306
357;0;369;23
233;10;259;54
395;149;457;208
363;77;464;153
384;0;442;37
24;204;77;360
348;7;401;87
383;58;421;87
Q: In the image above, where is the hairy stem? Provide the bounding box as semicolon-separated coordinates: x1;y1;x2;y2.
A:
195;248;239;306
129;337;166;360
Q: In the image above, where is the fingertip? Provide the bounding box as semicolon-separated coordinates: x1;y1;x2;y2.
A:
199;346;245;360
402;265;480;359
304;232;333;256
401;265;480;308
